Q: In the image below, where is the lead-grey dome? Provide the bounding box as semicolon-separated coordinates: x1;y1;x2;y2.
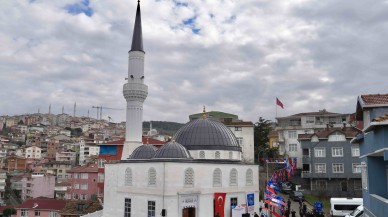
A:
173;118;241;151
130;144;157;159
154;141;192;159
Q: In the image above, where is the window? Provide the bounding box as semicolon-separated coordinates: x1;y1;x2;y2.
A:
230;168;238;186
236;137;243;146
81;173;88;179
213;168;222;187
21;209;28;217
199;151;205;159
74;184;79;189
215;151;220;159
73;193;79;200
352;146;360;157
98;159;105;168
246;169;253;186
314;148;326;157
148;168;156;186
361;162;368;190
288;131;297;139
289;144;297;152
332;147;343;157
229;152;233;159
328;132;346;141
306;116;315;124
58;175;62;178
80;194;87;200
81;184;88;190
315;163;326;173
340;181;348;192
148;201;156;217
98;173;104;182
184;168;194;187
315;180;327;190
124;198;131;217
354;180;362;190
333;163;344;173
73;173;79;179
49;211;58;217
125;168;132;186
352;163;361;173
230;197;238;209
235;127;242;131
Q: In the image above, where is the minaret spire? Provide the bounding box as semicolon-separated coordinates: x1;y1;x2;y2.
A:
130;0;144;52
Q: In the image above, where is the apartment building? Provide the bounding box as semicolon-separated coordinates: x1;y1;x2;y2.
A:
299;126;362;197
24;146;42;159
21;172;55;201
67;164;98;201
15;197;66;217
275;110;354;168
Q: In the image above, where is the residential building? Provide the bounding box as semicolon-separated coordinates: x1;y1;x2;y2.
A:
15;197;66;217
59;200;103;217
299;126;362;197
67;164;98;201
6;156;27;172
56;150;77;166
275;110;353;168
351;93;388;217
24;146;42;159
21;172;55;201
47;135;72;159
55;182;71;200
42;161;72;182
0;169;6;205
79;140;100;166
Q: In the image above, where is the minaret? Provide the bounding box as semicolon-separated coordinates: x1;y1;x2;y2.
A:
122;0;148;160
73;102;76;117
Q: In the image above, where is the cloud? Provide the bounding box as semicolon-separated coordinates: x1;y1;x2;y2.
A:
1;0;388;124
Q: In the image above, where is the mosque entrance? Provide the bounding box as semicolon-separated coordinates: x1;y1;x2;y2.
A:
182;207;196;217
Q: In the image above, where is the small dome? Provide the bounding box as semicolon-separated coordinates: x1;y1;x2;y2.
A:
173;118;241;151
130;144;157;159
154;141;192;159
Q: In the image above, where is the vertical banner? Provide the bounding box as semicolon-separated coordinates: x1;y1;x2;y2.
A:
214;192;226;217
246;192;255;215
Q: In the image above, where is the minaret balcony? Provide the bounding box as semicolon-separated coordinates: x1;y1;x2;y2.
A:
123;83;148;102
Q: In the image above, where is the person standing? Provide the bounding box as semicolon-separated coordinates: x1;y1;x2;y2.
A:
302;203;307;216
291;209;296;217
287;199;291;212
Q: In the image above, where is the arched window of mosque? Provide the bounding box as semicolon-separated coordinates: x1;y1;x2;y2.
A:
213;168;222;187
215;151;220;159
199;151;205;159
125;168;132;186
148;167;156;186
229;152;233;159
246;169;253;186
230;168;238;186
184;168;194;187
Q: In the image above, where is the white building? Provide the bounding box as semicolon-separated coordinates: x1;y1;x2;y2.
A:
275;110;352;168
25;146;42;159
102;2;259;217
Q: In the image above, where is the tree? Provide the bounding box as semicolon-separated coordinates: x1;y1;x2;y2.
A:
3;208;16;217
254;117;273;163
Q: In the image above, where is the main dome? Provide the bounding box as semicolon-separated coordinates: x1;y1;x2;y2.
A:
173;118;241;151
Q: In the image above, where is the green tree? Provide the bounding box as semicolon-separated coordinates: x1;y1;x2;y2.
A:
254;117;273;163
3;208;16;217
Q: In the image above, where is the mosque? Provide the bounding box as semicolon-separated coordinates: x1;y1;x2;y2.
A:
102;2;259;217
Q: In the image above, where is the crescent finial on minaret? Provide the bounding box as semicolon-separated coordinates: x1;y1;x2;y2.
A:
202;106;207;119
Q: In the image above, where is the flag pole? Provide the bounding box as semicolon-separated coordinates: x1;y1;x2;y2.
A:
275;98;278;118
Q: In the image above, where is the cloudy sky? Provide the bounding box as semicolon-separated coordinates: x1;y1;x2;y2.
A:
1;0;387;123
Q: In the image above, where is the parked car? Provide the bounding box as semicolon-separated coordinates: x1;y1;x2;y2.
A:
290;191;305;201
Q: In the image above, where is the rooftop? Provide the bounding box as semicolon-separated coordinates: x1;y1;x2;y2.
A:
298;127;361;140
67;164;98;173
361;93;388;105
16;197;66;211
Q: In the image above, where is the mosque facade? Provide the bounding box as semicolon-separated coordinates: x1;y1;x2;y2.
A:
102;2;259;217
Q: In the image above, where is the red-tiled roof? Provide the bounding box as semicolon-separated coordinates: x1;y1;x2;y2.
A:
223;121;254;126
298;127;361;140
67;164;98;173
16;197;66;210
361;94;388;105
100;137;166;145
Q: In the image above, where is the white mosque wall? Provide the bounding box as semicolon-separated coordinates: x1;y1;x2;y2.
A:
103;161;259;217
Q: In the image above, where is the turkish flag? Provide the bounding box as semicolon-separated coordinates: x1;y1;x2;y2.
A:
214;192;226;217
276;98;284;109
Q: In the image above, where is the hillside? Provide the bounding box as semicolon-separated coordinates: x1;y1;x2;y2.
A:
143;121;185;136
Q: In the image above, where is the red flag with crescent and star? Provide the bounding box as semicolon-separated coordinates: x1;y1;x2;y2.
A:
214;192;226;217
